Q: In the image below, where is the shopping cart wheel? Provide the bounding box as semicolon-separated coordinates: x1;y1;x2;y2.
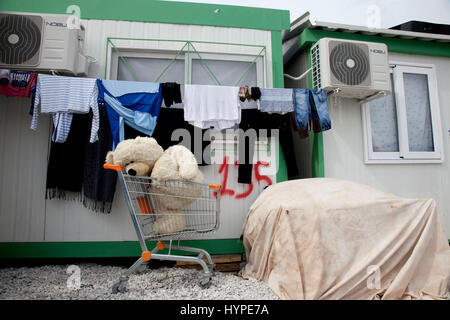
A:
198;276;212;289
136;263;148;274
112;281;128;294
208;263;216;273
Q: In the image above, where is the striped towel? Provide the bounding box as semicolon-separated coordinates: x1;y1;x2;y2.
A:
31;74;99;143
258;88;294;114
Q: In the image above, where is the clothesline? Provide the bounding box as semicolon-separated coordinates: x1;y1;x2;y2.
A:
0;69;332;214
1;70;332;146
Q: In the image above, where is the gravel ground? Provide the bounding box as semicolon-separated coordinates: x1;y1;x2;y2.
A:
0;263;279;300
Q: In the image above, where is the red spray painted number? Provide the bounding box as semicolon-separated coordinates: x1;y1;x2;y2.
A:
254;161;272;187
214;156;272;199
214;156;235;198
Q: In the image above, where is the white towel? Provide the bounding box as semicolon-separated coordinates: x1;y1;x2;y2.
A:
183;84;240;130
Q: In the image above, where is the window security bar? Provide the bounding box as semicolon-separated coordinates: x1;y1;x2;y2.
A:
106;37;268;87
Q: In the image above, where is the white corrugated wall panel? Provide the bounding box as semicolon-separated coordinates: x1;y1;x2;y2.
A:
0;96;50;242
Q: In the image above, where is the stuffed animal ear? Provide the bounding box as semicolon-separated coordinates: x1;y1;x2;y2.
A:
105;151;115;164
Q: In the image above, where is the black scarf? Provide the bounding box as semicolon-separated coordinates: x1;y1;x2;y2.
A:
46;107;117;213
46;113;90;200
82;106;117;213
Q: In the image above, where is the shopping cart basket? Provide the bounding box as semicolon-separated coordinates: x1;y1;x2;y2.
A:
104;164;221;294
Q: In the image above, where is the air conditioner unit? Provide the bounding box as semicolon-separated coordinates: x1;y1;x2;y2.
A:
311;38;391;99
0;12;88;75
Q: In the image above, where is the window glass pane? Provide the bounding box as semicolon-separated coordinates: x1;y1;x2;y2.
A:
191;59;257;86
403;73;434;152
369;74;399;152
118;57;185;84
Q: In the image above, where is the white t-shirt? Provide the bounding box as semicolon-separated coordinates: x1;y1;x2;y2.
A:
183;84;240;130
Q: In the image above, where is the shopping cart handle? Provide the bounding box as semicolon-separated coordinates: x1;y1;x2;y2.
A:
103;163;122;172
208;184;221;190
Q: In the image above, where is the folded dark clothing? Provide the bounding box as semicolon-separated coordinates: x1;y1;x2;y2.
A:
161;82;182;107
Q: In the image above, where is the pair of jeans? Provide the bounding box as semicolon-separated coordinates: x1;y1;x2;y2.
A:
293;89;331;132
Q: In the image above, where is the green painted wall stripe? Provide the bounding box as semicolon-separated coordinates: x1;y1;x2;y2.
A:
311;132;325;177
0;0;290;31
299;29;450;58
304;44;325;178
0;239;245;259
271;30;289;183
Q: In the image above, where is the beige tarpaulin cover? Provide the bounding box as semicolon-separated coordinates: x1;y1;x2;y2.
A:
241;178;450;300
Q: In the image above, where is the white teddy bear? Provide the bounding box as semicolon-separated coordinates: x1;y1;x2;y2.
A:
105;136;163;176
150;145;204;235
105;137;204;235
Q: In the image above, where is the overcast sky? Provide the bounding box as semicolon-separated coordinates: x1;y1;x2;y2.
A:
169;0;450;29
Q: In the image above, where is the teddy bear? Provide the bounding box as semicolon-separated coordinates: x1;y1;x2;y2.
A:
105;136;164;176
150;145;204;235
105;137;204;235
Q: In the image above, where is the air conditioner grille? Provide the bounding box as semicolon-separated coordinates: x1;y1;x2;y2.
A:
311;44;321;89
329;41;370;86
0;14;42;66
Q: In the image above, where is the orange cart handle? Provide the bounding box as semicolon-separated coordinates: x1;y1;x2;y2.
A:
103;163;122;172
209;184;221;190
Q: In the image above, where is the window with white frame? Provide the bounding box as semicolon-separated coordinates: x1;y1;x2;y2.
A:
363;63;443;163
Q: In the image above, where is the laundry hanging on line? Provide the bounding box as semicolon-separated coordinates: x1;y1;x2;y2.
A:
292;88;331;138
161;82;182;107
30;74;99;143
258;88;294;114
152;107;211;166
22;72;331;187
96;79;163;149
0;69;37;98
238;109;299;184
183;84;241;130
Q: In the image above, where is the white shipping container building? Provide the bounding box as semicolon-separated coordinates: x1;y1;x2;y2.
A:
0;1;292;258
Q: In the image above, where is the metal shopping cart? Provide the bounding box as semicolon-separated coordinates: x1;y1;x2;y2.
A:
104;164;221;294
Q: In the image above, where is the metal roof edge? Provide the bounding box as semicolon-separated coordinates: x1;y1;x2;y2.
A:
0;0;291;31
311;20;450;43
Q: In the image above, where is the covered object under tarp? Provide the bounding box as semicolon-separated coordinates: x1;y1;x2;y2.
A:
241;178;450;300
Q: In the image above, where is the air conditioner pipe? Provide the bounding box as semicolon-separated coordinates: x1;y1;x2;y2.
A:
283;67;313;81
